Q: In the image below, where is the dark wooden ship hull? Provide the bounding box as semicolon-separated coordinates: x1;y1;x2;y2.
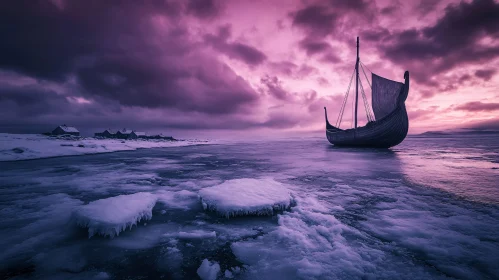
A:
325;104;408;148
325;71;410;148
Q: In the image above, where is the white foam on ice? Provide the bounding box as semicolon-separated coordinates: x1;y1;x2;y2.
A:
108;223;180;249
156;190;199;210
198;178;294;217
360;193;499;279
0;133;210;161
0;193;83;269
72;192;157;238
157;240;183;278
164;230;217;239
230;194;439;279
197;259;221;280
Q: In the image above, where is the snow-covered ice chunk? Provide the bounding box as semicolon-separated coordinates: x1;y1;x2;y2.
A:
73;192;157;238
198;178;294;217
197;259;220;280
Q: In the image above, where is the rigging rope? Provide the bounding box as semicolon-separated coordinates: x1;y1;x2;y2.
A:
360;61;372;76
359;60;375;121
360;62;372;89
335;61;377;129
359;77;375;122
336;68;356;128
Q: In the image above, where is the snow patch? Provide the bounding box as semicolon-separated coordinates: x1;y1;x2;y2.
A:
198;178;294;217
73;192;157;238
197;259;221;280
0;133;209;161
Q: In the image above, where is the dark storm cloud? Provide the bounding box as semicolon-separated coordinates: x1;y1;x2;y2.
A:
320;53;342;64
455;101;499;112
204;25;268;66
268;61;318;79
298;39;332;56
328;0;371;12
361;28;390;42
0;0;183;81
0;0;260;118
475;69;496;81
269;61;298;76
291;5;338;37
290;0;371;36
380;6;397;15
76;53;258;115
379;0;499;85
459;74;472;83
260;75;290;101
417;0;445;15
0;86;71;117
290;0;374;57
186;0;221;19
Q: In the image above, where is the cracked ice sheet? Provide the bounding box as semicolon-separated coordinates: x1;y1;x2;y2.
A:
0;193;83;269
230;195;443;280
73;192;157;238
198;178;294;217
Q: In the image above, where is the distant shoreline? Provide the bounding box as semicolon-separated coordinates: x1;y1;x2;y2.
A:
411;130;499;137
0;133;211;162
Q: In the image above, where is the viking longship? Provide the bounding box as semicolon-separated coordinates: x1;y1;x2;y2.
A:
324;37;410;148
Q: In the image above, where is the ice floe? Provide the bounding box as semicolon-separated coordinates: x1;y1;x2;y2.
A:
197;259;221;280
198;178;294;217
0;133;209;161
73;192;157;238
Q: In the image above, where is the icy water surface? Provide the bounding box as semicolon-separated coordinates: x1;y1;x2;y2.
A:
1;135;498;279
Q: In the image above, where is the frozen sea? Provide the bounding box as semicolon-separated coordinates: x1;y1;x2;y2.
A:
1;134;498;280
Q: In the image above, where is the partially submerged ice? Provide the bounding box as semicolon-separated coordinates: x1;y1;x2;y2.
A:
164;230;217;240
73;192;157;238
198;178;294;218
197;259;221;280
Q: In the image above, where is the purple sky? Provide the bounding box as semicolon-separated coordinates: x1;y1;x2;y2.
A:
0;0;498;136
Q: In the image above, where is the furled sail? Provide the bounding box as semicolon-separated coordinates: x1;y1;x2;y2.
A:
371;73;404;120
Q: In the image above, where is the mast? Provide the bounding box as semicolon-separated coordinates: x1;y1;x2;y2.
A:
355;37;359;129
